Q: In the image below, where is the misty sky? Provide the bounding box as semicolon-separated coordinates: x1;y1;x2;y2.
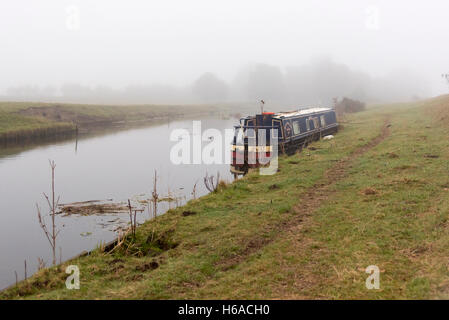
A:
1;0;448;95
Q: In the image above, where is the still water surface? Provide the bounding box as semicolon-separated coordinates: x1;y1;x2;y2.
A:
0;117;237;289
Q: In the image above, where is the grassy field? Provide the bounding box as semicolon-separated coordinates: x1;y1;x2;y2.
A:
2;95;449;299
0;101;231;143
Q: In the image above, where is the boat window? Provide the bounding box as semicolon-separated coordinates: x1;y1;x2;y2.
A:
320;115;326;127
246;119;255;138
272;119;283;139
293;121;300;135
306;119;310;131
313;117;320;128
236;127;244;145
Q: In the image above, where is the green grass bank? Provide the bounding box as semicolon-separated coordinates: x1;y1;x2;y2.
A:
0;101;232;144
2;96;449;299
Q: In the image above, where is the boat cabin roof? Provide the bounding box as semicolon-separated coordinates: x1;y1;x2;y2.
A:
274;107;332;118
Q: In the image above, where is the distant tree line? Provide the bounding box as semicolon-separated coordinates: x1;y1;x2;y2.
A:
1;58;430;105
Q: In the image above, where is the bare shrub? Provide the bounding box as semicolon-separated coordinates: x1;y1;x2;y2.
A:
127;200;143;239
36;160;60;266
335;97;366;115
151;170;159;218
37;257;46;271
203;171;220;193
191;180;198;200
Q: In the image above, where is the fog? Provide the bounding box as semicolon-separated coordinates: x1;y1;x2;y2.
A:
1;0;448;105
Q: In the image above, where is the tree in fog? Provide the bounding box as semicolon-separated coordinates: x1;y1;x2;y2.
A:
370;68;430;102
284;58;371;106
6;85;41;100
246;64;286;102
192;72;229;102
40;85;58;98
60;83;93;101
124;84;193;104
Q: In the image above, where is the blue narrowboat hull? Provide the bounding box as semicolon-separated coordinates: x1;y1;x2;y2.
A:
231;107;338;173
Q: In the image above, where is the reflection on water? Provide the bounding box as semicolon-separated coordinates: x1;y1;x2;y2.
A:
0;117;237;290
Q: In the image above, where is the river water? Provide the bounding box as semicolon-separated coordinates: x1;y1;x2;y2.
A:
0;117;238;290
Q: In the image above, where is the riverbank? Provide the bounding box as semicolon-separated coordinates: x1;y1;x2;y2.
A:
3;95;449;299
0;101;238;145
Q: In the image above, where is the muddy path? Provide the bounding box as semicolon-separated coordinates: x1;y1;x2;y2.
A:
216;118;392;272
291;117;391;225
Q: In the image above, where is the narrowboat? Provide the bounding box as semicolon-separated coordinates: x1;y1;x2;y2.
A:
230;107;338;174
